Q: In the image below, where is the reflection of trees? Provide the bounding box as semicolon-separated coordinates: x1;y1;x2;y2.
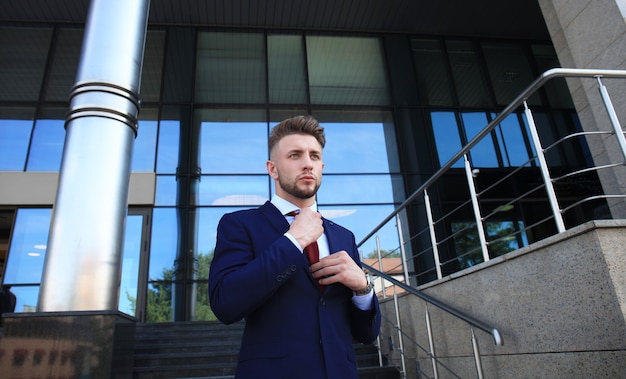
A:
453;221;523;269
127;251;217;322
364;249;400;259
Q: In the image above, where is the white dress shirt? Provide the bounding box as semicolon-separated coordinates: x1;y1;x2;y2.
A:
270;195;374;309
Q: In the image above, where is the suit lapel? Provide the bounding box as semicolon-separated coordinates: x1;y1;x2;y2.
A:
258;201;290;234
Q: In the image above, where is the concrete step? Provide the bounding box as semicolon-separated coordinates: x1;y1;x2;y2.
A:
132;321;401;379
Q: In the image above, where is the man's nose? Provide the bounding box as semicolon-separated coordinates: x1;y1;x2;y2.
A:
301;154;314;167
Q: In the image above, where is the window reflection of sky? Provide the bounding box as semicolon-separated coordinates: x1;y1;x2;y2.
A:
433;111;532;169
201;122;267;174
463;112;498;167
156;120;180;174
119;215;143;315
0;119;32;171
27;119;65;171
4;209;51;311
132;120;158;172
322;123;392;173
148;120;403;279
4;117;404;303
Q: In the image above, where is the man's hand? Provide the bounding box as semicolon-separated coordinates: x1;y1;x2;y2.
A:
288;207;324;249
310;251;368;291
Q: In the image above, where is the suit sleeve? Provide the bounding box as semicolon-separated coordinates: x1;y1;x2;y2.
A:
208;212;304;324
347;237;381;344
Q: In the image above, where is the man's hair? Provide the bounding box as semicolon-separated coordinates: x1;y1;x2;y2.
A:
268;115;326;153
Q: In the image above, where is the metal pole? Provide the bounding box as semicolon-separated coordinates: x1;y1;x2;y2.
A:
376;235;387;299
396;214;410;285
464;155;489;263
425;304;439;379
393;286;408;378
471;328;485;379
523;100;566;233
596;76;626;161
376;335;384;367
38;0;151;311
424;190;443;279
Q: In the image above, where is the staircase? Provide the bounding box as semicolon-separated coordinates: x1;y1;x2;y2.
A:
133;321;401;379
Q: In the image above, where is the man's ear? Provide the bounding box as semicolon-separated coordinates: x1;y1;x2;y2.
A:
266;160;278;179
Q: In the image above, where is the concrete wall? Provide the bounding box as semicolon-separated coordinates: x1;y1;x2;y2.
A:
538;0;626;218
0;172;155;205
378;220;626;378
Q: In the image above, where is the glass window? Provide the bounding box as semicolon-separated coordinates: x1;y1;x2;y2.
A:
119;214;143;316
531;44;573;108
196;109;268;174
446;40;492;107
453;220;528;269
194;280;215;321
411;39;453;106
155;175;178;206
0;27;53;101
0;108;35;171
319;204;400;258
148;208;178;281
431;112;463;168
44;28;83;102
140;30;166;103
462;112;499;168
482;42;539;106
132;109;159;172
306;36;389;105
195;32;266;104
313;110;400;174
198;176;268;207
268;34;308;104
157;106;186;174
4;286;40;313
4;209;51;285
199;120;267;174
493;113;534;167
156;119;181;174
321;122;394;174
146;281;172;322
317;175;402;204
26;109;67;172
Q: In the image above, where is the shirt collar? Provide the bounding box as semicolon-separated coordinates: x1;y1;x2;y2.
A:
271;194;317;215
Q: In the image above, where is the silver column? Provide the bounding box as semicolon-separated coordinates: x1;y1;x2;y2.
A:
38;0;151;312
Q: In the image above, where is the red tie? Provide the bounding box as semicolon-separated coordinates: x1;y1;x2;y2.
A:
286;210;326;292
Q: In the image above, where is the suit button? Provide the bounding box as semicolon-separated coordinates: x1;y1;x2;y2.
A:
290;265;297;272
319;299;326;306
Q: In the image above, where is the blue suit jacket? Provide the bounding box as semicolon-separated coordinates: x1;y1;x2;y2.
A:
209;201;381;379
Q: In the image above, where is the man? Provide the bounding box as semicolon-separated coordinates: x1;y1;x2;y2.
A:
209;115;380;379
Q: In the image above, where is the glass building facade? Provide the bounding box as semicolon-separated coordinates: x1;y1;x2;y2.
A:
1;23;587;322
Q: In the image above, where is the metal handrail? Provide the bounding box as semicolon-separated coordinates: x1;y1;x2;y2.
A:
358;68;626;378
358;68;626;247
363;262;503;346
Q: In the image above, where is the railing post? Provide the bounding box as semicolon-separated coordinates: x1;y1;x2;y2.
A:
396;214;410;286
524;100;566;233
596;76;626;161
471;328;485;379
424;190;443;279
375;236;387;299
425;304;439;379
463;154;490;263
393;286;408;378
376;334;384;367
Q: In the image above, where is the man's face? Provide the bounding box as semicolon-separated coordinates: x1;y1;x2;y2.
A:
267;133;324;205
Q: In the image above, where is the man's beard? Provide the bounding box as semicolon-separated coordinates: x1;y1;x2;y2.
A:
277;175;321;200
